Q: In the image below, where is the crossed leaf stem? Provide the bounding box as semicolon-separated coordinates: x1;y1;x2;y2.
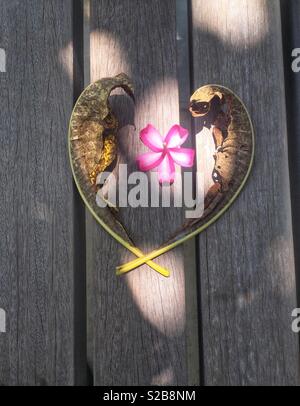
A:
126;246;170;277
116;244;177;276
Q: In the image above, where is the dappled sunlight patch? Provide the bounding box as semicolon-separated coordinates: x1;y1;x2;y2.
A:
125;249;185;337
90;30;130;79
193;0;269;46
58;41;73;80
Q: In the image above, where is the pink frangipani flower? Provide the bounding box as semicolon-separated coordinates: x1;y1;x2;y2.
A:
136;124;195;184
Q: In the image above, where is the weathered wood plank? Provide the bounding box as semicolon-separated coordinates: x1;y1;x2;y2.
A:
88;0;189;385
0;0;84;385
191;0;300;385
281;0;300;308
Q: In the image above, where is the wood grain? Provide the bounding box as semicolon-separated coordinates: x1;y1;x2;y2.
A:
281;0;300;313
191;0;300;385
0;0;297;387
0;0;83;385
88;0;189;385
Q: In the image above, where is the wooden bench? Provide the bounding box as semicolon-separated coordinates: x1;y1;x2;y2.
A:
0;0;299;386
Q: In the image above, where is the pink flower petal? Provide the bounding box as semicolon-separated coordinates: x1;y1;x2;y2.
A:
140;124;164;152
169;148;195;167
164;125;189;148
158;153;176;184
136;151;165;171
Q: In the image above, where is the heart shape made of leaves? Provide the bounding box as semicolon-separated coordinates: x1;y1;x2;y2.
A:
68;74;254;277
